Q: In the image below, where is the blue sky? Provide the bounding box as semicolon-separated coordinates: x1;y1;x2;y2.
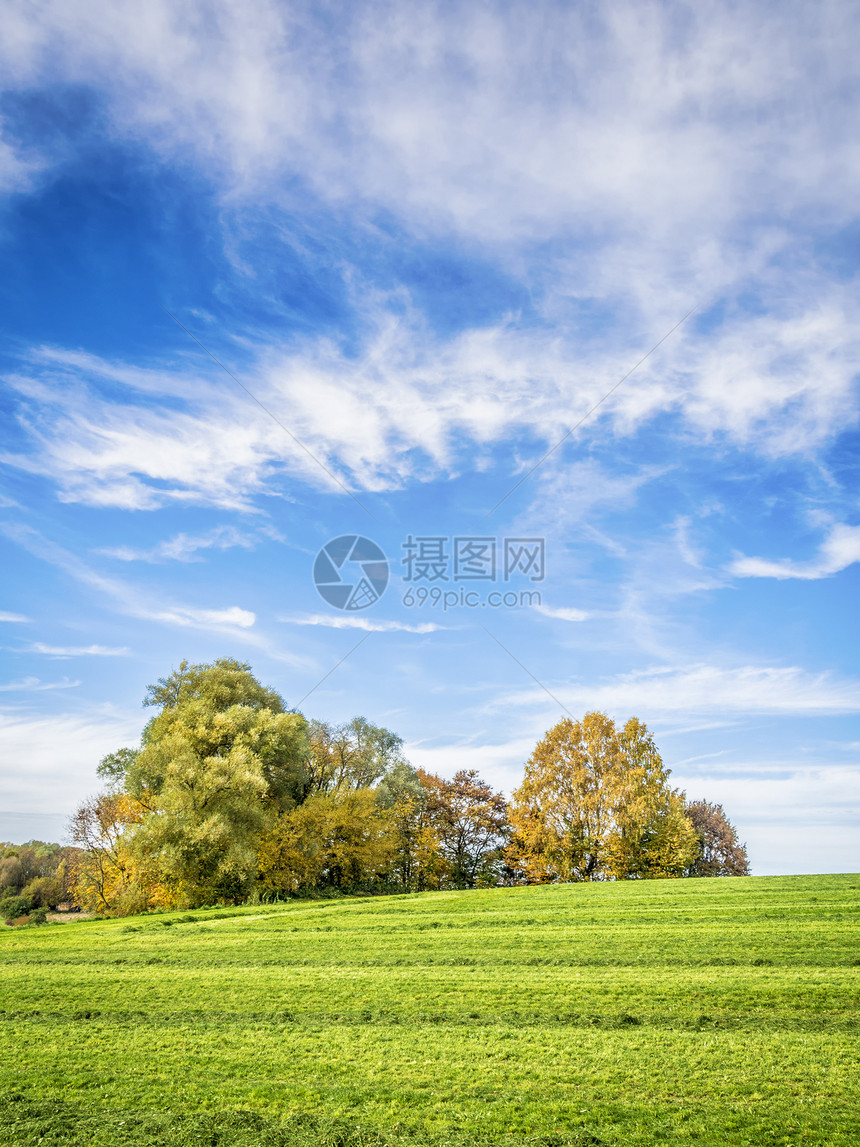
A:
1;1;858;874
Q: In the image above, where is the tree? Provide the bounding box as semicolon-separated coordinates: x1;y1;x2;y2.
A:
68;792;156;914
375;762;446;891
130;658;309;813
507;711;698;883
73;659;420;908
683;800;750;876
126;661;308;905
2;842;62;887
0;856;23;894
96;748;140;789
21;874;63;909
0;893;33;924
300;717;407;800
1;842;81;909
258;790;394;893
258;736;425;895
420;769;509;888
143;658;285;713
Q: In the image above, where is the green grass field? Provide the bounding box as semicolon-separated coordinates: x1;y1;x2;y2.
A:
2;874;858;1146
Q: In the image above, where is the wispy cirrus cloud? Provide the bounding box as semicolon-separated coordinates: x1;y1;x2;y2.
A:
98;525;265;563
3;1;859;245
498;662;860;717
280;613;442;634
5;289;859;512
535;604;590;623
0;612;30;623
0;522;264;642
0;675;80;690
156;606;256;629
27;643;129;658
0;120;43;194
730;522;860;580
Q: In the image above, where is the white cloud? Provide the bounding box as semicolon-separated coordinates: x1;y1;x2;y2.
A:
0;5;857;508
1;354;294;510
281;613;442;634
509;459;669;541
658;303;860;457
98;525;260;563
535;604;590;623
3;1;859;244
0;523;270;645
674;763;860;876
0;676;80;691
5;287;859;512
0;612;29;623
0;707;142;831
28;643;130;658
155;606;256;629
730;522;860;580
498;662;860;717
0;118;43;194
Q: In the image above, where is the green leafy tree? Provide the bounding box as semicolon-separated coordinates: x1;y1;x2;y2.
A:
130;659;309;812
96;748;140;789
125;659;309;905
21;875;62;909
301;717;407;799
143;659;285;713
0;893;33;923
0;856;24;894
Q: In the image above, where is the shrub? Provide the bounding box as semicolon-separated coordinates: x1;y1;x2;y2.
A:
0;894;33;923
23;875;62;909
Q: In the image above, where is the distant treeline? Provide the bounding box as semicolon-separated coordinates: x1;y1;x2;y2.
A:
0;840;80;925
2;659;748;921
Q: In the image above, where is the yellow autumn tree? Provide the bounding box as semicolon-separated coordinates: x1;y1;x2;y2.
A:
386;791;449;891
507;711;697;882
258;789;395;894
373;762;447;891
68;792;168;914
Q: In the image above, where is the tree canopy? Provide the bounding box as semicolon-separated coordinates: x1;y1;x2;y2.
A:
62;663;749;916
684;800;750;877
506;712;699;882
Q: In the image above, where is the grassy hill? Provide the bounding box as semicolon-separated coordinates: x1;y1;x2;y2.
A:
1;874;858;1146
